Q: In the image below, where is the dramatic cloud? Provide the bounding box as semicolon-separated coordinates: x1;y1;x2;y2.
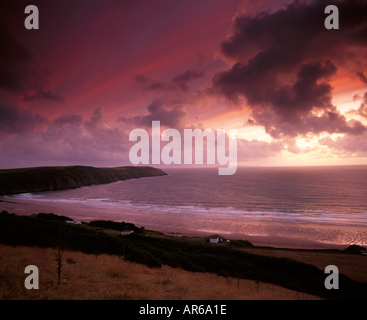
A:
118;98;187;129
219;0;367;65
357;71;367;85
0;100;48;137
53;114;83;127
136;69;204;93
84;107;107;131
319;134;367;156
212;0;367;138
0;25;64;102
23;89;65;103
0;106;132;168
0;0;366;168
172;70;205;93
0;26;33;94
347;91;367;119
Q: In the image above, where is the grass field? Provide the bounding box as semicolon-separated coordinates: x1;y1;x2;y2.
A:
1;211;366;300
0;244;321;300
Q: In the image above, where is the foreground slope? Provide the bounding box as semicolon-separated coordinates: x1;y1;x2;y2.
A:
1;212;367;300
0;244;322;300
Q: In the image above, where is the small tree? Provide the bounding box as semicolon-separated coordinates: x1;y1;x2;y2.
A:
95;232;99;258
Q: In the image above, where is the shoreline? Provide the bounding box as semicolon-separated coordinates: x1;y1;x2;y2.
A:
0;198;361;251
142;225;349;250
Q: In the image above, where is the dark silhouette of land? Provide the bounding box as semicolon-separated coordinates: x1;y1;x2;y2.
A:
0;165;167;195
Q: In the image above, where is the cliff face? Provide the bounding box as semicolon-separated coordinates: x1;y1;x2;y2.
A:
0;166;167;195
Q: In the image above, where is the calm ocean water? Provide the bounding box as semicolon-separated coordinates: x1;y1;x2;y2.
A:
2;166;367;247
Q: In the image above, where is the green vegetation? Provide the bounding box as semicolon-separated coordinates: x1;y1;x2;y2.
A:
343;244;366;255
0;165;167;195
0;211;161;268
1;210;366;300
89;220;145;235
227;239;254;248
36;213;73;222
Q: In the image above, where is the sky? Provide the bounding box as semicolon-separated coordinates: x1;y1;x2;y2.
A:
0;0;367;169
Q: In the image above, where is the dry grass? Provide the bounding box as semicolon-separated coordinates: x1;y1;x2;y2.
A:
241;247;367;284
0;244;321;300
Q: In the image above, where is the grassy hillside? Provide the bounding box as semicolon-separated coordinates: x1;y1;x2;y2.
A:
1;211;367;300
0;165;167;195
0;244;322;300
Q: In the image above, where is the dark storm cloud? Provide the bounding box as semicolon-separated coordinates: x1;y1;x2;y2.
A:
84;107;106;131
136;69;204;93
118;98;187;129
53;114;83;127
357;71;367;85
0;100;48;136
128;69;203;128
23;89;65;103
0;25;64;102
0;106;133;168
145;80;173;91
0;25;34;93
212;0;367;138
251;104;366;139
219;0;367;64
172;70;205;93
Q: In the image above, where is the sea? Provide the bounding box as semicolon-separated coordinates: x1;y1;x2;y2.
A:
1;166;367;248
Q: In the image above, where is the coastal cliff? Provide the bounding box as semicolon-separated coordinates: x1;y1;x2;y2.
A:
0;166;167;195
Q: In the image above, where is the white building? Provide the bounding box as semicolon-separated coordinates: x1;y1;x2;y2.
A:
66;220;82;224
121;230;134;235
209;237;219;244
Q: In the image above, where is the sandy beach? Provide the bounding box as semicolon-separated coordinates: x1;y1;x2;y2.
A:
0;198;354;250
2;198;367;300
140;225;349;250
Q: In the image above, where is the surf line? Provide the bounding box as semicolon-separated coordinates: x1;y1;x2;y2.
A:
129;121;237;175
